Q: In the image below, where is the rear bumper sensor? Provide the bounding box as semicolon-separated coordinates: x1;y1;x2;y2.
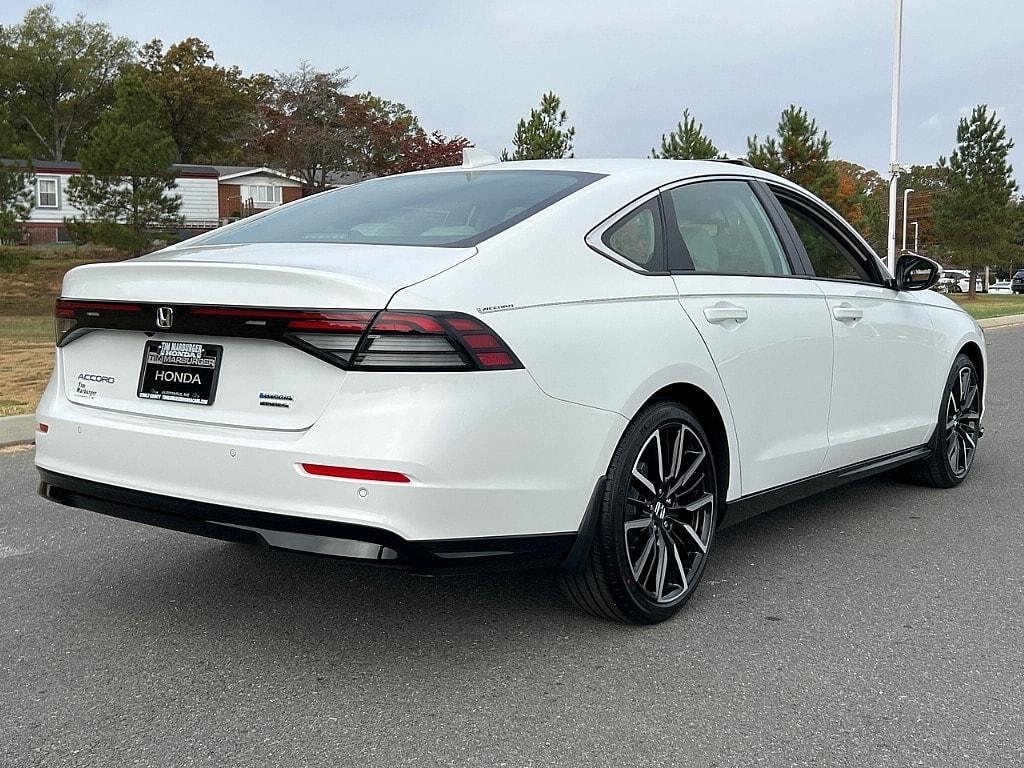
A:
37;469;574;573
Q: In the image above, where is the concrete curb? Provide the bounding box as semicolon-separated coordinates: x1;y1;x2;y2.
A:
978;313;1024;330
0;414;36;448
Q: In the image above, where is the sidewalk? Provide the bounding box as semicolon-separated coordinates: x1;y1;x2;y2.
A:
0;414;36;448
978;313;1024;330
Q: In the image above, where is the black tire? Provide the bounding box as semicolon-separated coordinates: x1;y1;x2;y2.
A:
559;401;720;624
903;353;982;488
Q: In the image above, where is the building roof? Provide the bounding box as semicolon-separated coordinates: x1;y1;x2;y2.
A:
0;158;218;178
212;165;304;184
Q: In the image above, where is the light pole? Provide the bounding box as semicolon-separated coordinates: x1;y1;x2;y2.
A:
901;187;915;251
911;221;919;252
886;0;904;273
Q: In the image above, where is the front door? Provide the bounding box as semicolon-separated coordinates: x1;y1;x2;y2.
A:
772;189;940;470
664;179;835;496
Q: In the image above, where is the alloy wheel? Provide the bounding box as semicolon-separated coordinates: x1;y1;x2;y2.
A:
624;422;715;605
945;365;981;478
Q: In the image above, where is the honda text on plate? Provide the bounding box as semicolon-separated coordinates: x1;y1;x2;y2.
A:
36;153;986;624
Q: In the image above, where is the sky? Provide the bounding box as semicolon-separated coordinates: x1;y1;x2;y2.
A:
6;0;1023;175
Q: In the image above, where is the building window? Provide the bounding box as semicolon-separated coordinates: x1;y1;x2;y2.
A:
37;178;58;208
250;185;281;204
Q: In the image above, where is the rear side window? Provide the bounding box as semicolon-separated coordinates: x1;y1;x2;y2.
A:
198;170;602;248
601;198;664;271
665;180;792;276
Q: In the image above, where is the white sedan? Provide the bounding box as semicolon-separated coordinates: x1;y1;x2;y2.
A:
36;155;986;624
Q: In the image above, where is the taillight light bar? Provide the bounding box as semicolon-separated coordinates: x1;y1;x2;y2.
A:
54;299;522;372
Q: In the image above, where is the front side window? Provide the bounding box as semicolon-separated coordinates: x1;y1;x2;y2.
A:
201;170;602;248
37;178;58;208
665;181;791;276
780;200;873;282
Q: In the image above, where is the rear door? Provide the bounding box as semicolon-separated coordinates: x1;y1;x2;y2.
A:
768;186;941;469
665;179;834;495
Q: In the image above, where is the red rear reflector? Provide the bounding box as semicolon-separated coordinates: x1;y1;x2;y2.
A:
301;463;411;483
38;423;49;434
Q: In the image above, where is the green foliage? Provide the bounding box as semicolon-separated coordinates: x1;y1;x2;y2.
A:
65;73;181;256
0;109;34;244
932;105;1018;295
747;105;840;206
502;92;575;161
0;246;31;272
259;63;358;191
137;37;264;164
0;4;135;160
651;109;718;160
349;92;423;176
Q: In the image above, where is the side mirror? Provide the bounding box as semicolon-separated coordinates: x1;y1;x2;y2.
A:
895;254;941;291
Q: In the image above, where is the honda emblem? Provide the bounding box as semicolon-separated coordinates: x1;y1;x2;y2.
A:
156;306;174;329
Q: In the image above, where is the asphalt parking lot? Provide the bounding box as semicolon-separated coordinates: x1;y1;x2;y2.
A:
1;326;1022;768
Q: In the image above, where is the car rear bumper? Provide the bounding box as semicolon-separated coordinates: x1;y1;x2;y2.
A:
35;360;626;545
38;469;583;572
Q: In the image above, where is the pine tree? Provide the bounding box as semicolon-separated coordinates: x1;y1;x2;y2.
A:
502;92;575;161
651;109;718;160
747;105;840;207
0;108;34;244
932;105;1018;298
66;73;181;255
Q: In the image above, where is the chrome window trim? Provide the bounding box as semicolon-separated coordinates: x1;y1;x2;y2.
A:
584;189;665;275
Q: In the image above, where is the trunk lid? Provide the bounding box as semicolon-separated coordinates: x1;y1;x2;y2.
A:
58;242;474;430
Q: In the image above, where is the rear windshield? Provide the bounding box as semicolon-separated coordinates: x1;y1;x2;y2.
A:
199;170;602;248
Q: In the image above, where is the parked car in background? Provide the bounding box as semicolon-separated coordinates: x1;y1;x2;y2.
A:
1012;270;1024;294
938;269;986;294
35;156;987;624
989;280;1013;294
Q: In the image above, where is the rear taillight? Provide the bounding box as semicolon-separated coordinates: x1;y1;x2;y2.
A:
55;299;143;345
54;299;521;372
297;311;522;371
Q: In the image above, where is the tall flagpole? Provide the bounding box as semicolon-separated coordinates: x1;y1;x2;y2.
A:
886;0;904;273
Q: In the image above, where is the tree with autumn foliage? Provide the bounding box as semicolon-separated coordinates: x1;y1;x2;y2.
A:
258;63;362;192
391;131;472;175
651;109;718;160
137;37;265;164
345;93;422;176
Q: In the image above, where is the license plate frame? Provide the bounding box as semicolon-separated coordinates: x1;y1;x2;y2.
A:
137;340;223;406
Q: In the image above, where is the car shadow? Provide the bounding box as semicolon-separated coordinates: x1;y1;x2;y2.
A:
76;471;941;671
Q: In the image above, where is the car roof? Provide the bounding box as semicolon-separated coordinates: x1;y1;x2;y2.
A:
418;157;795;191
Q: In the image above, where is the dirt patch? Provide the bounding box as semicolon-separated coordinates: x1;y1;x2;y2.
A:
0;249;124;317
0;340;53;416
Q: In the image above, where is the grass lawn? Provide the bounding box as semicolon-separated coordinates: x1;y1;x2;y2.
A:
1;247;122;416
949;293;1024;320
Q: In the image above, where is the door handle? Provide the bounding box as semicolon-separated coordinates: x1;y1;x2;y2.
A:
832;304;863;322
704;305;748;324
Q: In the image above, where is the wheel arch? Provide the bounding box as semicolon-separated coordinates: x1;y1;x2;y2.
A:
638;382;734;505
958;340;984;393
